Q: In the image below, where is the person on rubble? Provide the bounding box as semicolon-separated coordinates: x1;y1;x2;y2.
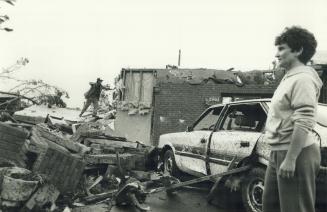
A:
79;78;111;117
263;26;322;212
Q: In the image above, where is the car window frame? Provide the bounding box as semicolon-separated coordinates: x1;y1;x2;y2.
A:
191;105;224;131
216;102;268;132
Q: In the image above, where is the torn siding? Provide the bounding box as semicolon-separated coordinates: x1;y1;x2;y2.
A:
156;68;237;85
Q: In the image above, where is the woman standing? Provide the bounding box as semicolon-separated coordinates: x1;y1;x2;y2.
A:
263;26;323;212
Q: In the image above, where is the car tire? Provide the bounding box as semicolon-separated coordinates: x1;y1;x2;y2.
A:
241;167;266;212
163;150;181;177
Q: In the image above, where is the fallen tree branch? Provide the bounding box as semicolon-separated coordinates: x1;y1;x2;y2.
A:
0;91;39;105
3;122;34;128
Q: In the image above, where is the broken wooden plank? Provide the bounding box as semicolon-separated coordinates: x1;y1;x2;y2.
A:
148;165;251;194
82;189;117;203
85;153;134;165
130;170;161;181
36;125;85;153
84;138;137;149
4;122;34;129
72;203;112;212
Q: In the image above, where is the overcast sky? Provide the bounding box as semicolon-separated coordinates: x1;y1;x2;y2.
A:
1;0;327;107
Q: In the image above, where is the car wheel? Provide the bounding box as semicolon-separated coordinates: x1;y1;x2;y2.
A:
241;167;265;212
163;150;180;177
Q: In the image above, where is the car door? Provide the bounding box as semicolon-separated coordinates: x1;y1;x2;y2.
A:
208;102;266;175
174;106;223;177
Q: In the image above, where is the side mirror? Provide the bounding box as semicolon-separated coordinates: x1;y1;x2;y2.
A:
186;126;193;132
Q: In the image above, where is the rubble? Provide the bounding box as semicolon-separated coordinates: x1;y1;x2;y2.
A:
0;108;165;212
21;183;60;211
0;103;256;212
0;167;39;208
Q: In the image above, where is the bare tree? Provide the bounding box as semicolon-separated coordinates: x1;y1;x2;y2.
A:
1;58;69;108
0;0;15;32
1;1;69;109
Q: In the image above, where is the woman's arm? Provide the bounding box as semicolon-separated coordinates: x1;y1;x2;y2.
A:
279;75;318;178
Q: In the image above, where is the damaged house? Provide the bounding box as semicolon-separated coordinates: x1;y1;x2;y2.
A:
113;68;279;146
114;55;327;147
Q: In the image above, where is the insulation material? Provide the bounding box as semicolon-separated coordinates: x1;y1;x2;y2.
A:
140;73;154;108
125;72;140;106
125;72;154;108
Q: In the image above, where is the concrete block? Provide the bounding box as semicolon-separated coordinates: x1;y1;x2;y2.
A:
22;183;60;211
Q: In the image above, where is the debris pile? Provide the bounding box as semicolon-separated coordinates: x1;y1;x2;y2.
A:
0;112;169;212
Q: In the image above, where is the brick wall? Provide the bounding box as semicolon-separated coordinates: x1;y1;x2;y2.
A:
151;82;276;146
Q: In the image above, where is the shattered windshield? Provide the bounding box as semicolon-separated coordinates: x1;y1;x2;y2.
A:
193;107;223;131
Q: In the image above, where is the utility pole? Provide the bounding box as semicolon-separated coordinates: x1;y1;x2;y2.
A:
178;49;181;67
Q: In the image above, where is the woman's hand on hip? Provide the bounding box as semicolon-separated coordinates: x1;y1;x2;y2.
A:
279;158;296;178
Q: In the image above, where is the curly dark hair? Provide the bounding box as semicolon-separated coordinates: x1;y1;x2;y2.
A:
275;26;317;64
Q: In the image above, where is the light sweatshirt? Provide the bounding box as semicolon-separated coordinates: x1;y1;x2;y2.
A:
265;65;323;151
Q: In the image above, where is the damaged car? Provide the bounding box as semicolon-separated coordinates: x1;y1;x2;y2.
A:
158;98;327;212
